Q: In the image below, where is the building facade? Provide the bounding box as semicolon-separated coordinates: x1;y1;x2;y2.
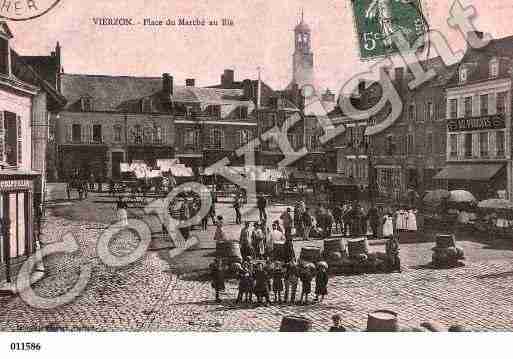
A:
436;35;513;199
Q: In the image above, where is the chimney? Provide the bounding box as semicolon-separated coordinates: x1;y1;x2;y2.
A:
162;73;173;96
242;79;252;100
222;69;234;86
185;78;195;87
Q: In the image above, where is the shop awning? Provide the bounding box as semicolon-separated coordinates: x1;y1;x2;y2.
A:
433;163;505;181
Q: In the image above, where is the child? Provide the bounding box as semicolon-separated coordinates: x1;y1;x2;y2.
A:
315;263;329;302
284;260;299;304
210;258;225;303
272;262;285;303
299;264;313;305
253;262;271;306
237;261;253;304
385;234;401;272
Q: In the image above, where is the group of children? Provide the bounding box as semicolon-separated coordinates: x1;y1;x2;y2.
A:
210;258;329;306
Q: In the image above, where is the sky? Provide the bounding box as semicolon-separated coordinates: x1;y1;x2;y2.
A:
8;0;513;94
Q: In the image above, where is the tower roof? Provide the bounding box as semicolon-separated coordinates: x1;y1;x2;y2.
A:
294;10;310;32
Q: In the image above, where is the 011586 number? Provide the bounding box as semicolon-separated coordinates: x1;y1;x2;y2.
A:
10;342;41;351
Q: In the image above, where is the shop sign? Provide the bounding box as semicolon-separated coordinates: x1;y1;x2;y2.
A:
447;114;506;132
0;179;32;191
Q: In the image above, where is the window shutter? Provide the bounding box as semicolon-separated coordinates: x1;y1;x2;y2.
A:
88;124;93;144
65;124;71;143
0;111;4;163
17;116;21;166
101;125;105;144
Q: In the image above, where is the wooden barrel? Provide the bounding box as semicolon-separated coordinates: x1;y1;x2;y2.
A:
273;241;285;260
367;310;399;332
279;316;312;332
347;237;369;257
216;241;242;259
435;234;455;249
324;238;343;254
300;246;321;262
142;214;163;238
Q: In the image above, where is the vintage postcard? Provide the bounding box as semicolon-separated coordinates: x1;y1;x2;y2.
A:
0;0;512;355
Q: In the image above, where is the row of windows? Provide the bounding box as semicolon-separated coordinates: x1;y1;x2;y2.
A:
69;124;164;144
183;128;254;150
407;101;445;122
448;91;508;119
449;131;505;159
459;58;499;84
383;132;443;156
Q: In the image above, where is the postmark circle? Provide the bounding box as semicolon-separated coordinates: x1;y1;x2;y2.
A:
0;0;61;21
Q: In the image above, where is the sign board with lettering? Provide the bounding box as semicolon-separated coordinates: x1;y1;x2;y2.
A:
0;179;32;191
447;115;506;132
351;0;427;60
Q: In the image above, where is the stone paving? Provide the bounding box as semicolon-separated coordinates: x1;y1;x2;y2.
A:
0;199;513;331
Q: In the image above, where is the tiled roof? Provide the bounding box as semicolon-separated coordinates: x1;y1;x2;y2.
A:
18;55;59;87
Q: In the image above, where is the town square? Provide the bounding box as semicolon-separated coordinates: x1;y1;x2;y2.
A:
1;0;513;337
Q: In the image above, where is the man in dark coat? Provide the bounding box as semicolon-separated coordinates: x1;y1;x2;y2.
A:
367;203;380;239
210;258;225;303
257;195;267;223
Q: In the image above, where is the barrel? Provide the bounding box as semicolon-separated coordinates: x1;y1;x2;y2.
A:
435;234;455;249
279;316;312;332
273;241;285;260
367;310;399;332
324;238;344;254
142;214;164;238
216;241;242;260
347;237;369;257
300;246;322;262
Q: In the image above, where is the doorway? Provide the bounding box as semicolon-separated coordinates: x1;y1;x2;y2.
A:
111;152;124;179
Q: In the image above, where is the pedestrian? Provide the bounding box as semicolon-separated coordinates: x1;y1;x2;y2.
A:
239;221;253;259
251;222;265;260
236;262;253;304
280;207;293;240
253;262;271;306
299;264;313;305
284;259;299;304
329;314;347;332
210;258;225;303
116;196;128;226
89;173;95;191
233;194;242;225
294;201;304;238
341;202;352;236
367;203;380;239
257;194;267;223
315;263;329;302
272;262;285;303
385;234;401;272
269;222;284;259
283;236;295;263
382;211;394;239
213;216;227;241
324;208;334;239
209;191;217;225
302;208;313;241
179;200;191;240
332;203;343;234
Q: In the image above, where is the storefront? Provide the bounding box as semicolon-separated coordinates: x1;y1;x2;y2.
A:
0;171;40;288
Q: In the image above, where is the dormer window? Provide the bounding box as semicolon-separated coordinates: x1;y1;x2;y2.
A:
0;23;13;77
80;96;93;112
459;65;468;83
490;57;499;78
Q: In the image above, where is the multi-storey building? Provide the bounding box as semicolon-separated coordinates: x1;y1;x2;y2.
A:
435;34;513;199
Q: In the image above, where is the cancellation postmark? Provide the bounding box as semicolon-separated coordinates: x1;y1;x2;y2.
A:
0;0;60;21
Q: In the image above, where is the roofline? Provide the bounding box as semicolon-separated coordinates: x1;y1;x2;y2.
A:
60;73;163;80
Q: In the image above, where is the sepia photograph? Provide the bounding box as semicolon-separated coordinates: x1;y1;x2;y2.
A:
0;0;512;356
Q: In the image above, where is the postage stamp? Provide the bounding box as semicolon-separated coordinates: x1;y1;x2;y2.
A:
351;0;428;60
0;0;60;21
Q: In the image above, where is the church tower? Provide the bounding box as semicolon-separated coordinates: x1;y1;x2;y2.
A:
291;11;314;90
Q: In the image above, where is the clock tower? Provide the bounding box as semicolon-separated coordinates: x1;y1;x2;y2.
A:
291;11;314;90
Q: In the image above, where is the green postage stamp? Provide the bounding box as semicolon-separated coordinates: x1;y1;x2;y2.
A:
351;0;428;60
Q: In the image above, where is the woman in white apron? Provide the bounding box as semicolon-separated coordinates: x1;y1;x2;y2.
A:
407;209;417;231
382;212;394;239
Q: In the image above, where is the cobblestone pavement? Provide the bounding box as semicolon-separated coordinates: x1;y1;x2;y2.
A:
1;201;513;331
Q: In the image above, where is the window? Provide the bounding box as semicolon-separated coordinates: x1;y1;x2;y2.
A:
184;129;199;148
464;133;473;158
497;91;507;115
92;124;102;143
450;134;458;158
143;126;153;143
0;37;9;76
209;128;224;149
239;107;248;119
408;103;416;121
134;125;142;144
426;102;434;121
207;105;221;118
480;94;488;116
479;132;488;157
490;58;499;78
141;98;152;113
72;124;81;143
386;135;394;155
449;99;458;119
113;125;122;142
426;133;433;153
464;97;473;117
238;129;252;147
80;96;93;112
407;134;414;154
154;125;163;144
496;131;505;157
459;66;468;83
